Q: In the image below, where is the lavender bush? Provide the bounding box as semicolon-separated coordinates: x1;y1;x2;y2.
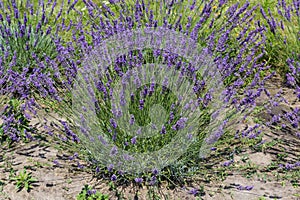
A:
41;0;284;182
69;26;236;174
0;0;80;142
259;0;299;85
257;0;300;138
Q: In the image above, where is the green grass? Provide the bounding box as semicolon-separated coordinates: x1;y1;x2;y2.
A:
76;184;109;200
10;168;38;192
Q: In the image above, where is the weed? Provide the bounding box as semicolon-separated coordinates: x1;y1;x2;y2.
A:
76;184;109;200
10;169;38;192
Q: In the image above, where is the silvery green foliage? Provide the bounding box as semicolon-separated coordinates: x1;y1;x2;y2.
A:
71;27;232;173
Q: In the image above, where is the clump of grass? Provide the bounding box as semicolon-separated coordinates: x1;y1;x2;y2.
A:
76;184;109;200
10;168;38;192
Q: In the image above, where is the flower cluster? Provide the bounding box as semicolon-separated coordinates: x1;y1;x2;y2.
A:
260;0;300;88
236;185;254;191
0;0;79;141
279;161;300;170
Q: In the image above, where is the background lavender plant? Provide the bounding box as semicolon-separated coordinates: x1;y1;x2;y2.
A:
0;0;78;143
259;0;300;85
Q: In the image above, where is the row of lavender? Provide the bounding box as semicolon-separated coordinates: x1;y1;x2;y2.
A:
0;0;299;177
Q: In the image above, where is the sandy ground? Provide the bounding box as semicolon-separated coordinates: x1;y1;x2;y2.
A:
0;134;299;200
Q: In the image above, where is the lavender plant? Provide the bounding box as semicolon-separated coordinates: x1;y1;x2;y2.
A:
0;98;34;144
0;0;60;73
259;0;300;84
41;0;286;184
256;0;300;139
0;0;80;143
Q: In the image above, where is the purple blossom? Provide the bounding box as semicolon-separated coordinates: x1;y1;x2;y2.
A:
111;174;117;181
107;164;114;172
152;168;159;175
237;185;254;190
77;161;84;169
136;128;142;135
223;160;234;167
134;177;143;184
285;163;294;170
169;111;174;124
87;189;96;196
172;117;188;130
149;176;157;185
131;136;137;145
188;188;199;196
53;160;60;167
110;118;118;129
142;85;148;97
139;99;144;110
110;146;118;156
160;125;166;134
211;147;217;151
129;115;135;125
190;0;196;10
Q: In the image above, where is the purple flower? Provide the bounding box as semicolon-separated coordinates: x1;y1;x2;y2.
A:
149;176;157;185
131;136;137;145
134;177;143;184
152;168;159;175
211;147;217;151
139;99;144;110
160;125;166;134
107;164;114;172
129;115;135;125
53;160;60;167
142;85;148;97
190;0;196;10
188;188;199;196
87;189;96;196
111;174;117;181
237;185;254;190
110;146;118;156
110;118;117;129
120;90;126;106
223;160;234;167
172;117;188;130
77;161;84;169
169;111;175;124
98;135;108;145
285;163;294;170
136;128;142;135
96;166;100;173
